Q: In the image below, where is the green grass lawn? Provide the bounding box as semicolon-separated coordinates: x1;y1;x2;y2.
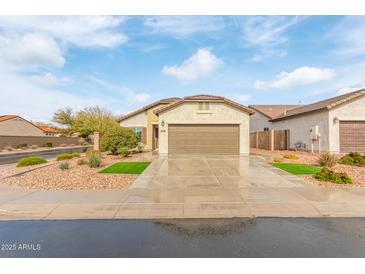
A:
99;162;150;174
272;163;322;175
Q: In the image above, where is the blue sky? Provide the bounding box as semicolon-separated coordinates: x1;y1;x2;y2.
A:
1;16;365;122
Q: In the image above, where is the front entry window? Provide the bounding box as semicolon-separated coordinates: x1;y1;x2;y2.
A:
132;127;142;142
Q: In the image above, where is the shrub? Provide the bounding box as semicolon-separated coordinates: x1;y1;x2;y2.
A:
283;152;298;160
136;142;146;153
339;152;365;166
44;142;53;147
314;168;352;184
5;146;13;151
272;157;282;163
56;153;80;161
16;143;27;149
88;155;102;168
16;156;47;167
101;127;138;155
118;147;130;157
30;145;38;149
77;158;87;165
318;152;337;168
59;161;69;170
86;149;101;158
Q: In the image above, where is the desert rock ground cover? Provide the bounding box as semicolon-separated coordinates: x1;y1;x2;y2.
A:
1;151;155;190
251;148;365;187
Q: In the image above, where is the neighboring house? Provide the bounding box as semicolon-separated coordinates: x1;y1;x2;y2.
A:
38;126;63;137
249;105;301;132
120;94;253;155
0;115;62;137
0;115;45;136
250;89;365;153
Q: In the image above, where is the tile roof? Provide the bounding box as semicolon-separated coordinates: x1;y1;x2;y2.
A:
271;88;365;121
154;94;254;115
118;97;182;122
38;126;63;134
0;115;18;122
249;105;301;119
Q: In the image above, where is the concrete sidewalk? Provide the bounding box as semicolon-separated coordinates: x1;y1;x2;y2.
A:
0;155;365;220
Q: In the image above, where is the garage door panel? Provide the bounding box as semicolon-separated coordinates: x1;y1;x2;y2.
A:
340;121;365;153
168;124;239;155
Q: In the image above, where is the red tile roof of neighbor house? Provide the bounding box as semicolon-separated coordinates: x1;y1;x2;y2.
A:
0;115;18;122
154;94;254;115
38;126;63;134
249;105;301;119
271;88;365;121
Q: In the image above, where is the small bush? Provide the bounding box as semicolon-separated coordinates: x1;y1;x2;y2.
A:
16;143;27;149
136;142;146;153
88;155;102;168
86;149;101;158
59;161;69;170
318;152;337;168
272;157;282;163
30;145;38;149
118;147;130;157
339;152;365;166
101;126;138;155
283;152;298;160
314;168;352;184
5;146;13;151
77;158;87;165
56;153;80;161
17;156;47;167
44;142;53;147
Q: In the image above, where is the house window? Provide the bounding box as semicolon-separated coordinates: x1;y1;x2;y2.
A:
264;127;269;131
132;128;142;142
198;102;210;111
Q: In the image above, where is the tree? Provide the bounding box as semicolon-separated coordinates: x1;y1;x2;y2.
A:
72;106;119;138
53;107;75;128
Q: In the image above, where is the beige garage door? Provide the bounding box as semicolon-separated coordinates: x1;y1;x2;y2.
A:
168;124;239;155
340;121;365;153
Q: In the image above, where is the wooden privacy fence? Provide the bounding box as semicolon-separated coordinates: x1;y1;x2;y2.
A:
0;135;86;149
250;130;290;151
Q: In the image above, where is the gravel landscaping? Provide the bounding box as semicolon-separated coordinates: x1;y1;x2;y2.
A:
251;148;365;187
0;151;155;190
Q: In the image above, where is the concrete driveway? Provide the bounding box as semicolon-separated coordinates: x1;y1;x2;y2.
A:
1;155;365;219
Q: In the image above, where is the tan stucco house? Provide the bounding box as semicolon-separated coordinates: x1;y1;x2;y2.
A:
119;95;253;155
0;115;62;137
249;89;365;153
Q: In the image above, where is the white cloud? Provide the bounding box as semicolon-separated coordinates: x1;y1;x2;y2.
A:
29;72;72;87
330;17;365;56
132;92;151;103
255;66;335;90
0;33;65;68
337;84;365;95
162;48;223;80
241;16;303;47
0;16;127;49
144;16;225;38
230;94;252;103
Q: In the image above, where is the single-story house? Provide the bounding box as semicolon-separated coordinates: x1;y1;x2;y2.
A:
249;105;301;132
249;89;365;153
0;115;45;136
0;115;62;137
119;94;253;155
37;126;63;137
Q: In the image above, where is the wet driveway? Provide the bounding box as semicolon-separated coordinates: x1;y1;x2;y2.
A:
0;218;364;257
